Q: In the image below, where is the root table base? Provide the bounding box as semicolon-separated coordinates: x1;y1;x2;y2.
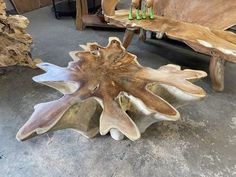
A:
17;37;207;141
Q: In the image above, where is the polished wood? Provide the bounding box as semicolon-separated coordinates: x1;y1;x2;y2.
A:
105;10;236;64
209;55;225;91
17;37;207;141
102;0;236;91
0;0;41;68
153;0;236;30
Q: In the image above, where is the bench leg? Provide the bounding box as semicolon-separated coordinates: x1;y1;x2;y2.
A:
209;56;225;91
123;28;135;49
139;29;146;42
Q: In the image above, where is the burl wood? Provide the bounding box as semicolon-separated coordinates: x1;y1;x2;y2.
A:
17;37;207;141
0;0;40;68
102;0;236;91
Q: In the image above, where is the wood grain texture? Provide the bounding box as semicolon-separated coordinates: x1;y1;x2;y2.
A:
105;10;236;64
0;0;41;68
11;0;51;14
153;0;236;30
17;37;207;141
76;0;88;30
209;55;225;91
102;0;119;16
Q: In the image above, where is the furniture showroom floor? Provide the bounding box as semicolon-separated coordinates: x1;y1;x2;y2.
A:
0;6;236;177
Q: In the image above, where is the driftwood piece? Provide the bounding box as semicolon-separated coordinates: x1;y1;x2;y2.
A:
123;28;136;49
129;0;154;20
17;37;207;141
0;0;41;68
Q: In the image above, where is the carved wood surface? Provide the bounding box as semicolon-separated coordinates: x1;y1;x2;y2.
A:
0;0;41;68
153;0;236;30
17;37;207;141
105;10;236;64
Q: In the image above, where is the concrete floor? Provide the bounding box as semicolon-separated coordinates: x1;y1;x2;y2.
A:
1;6;236;177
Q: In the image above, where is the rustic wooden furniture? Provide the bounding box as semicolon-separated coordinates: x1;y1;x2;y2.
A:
0;0;41;68
102;0;236;91
17;37;206;141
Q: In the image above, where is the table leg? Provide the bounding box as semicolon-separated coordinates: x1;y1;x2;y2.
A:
76;0;88;30
123;28;136;49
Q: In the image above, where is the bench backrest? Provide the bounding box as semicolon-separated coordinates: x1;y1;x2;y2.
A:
153;0;236;30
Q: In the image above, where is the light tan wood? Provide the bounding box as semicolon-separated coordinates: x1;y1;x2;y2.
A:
40;0;52;7
0;0;41;68
209;54;225;91
76;0;88;30
153;0;236;30
17;37;207;141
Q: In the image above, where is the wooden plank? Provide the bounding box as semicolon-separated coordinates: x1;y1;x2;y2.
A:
0;1;41;67
105;10;236;63
16;37;207;141
40;0;51;7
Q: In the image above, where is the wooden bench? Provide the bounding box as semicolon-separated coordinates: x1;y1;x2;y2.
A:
102;0;236;91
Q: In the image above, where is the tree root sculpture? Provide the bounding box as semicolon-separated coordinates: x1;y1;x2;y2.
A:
0;0;41;68
16;37;207;141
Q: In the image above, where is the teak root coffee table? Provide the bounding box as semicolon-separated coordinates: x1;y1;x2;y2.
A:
17;37;207;141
